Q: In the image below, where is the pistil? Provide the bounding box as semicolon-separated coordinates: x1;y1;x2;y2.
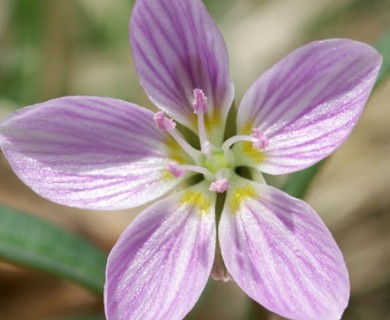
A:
167;161;214;180
193;89;212;158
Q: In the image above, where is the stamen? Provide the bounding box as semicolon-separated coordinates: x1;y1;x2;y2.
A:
153;111;176;131
193;88;207;114
181;164;214;180
169;130;202;163
251;128;269;149
154;112;202;163
192;89;212;157
167;162;185;177
222;129;269;160
209;178;229;193
167;162;214;180
222;134;254;161
222;135;255;152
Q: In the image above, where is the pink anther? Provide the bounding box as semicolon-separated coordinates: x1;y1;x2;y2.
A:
251;128;269;149
209;178;229;193
153;111;176;131
167;162;185;177
193;88;207;114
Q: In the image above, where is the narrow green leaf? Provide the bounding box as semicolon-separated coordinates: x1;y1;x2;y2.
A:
375;26;390;88
0;206;106;293
281;161;324;199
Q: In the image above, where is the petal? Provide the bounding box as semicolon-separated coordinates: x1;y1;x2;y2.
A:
0;96;187;210
130;0;234;140
219;178;350;320
105;182;216;320
236;39;382;174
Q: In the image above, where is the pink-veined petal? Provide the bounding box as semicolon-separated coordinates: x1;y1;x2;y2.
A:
0;96;186;210
130;0;234;141
105;182;216;320
236;39;381;174
219;178;349;320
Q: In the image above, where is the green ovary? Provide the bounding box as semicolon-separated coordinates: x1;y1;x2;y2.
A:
203;151;231;174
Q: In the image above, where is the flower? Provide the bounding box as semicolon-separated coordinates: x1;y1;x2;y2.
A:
0;0;381;319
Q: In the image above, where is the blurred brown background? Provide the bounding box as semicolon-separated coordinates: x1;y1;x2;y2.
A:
0;0;389;319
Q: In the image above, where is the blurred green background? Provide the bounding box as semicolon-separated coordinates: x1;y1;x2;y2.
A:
0;0;389;319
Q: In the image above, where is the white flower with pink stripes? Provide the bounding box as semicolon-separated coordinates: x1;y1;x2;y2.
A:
0;0;381;319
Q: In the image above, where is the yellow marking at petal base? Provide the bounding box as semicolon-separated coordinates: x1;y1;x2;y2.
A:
204;109;221;132
242;141;265;163
165;136;187;163
239;121;265;164
161;169;175;181
180;191;211;215
189;108;221;131
189;112;197;127
229;185;257;213
241;122;254;135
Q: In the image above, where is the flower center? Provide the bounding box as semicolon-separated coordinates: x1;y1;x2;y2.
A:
203;151;229;174
154;88;268;193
